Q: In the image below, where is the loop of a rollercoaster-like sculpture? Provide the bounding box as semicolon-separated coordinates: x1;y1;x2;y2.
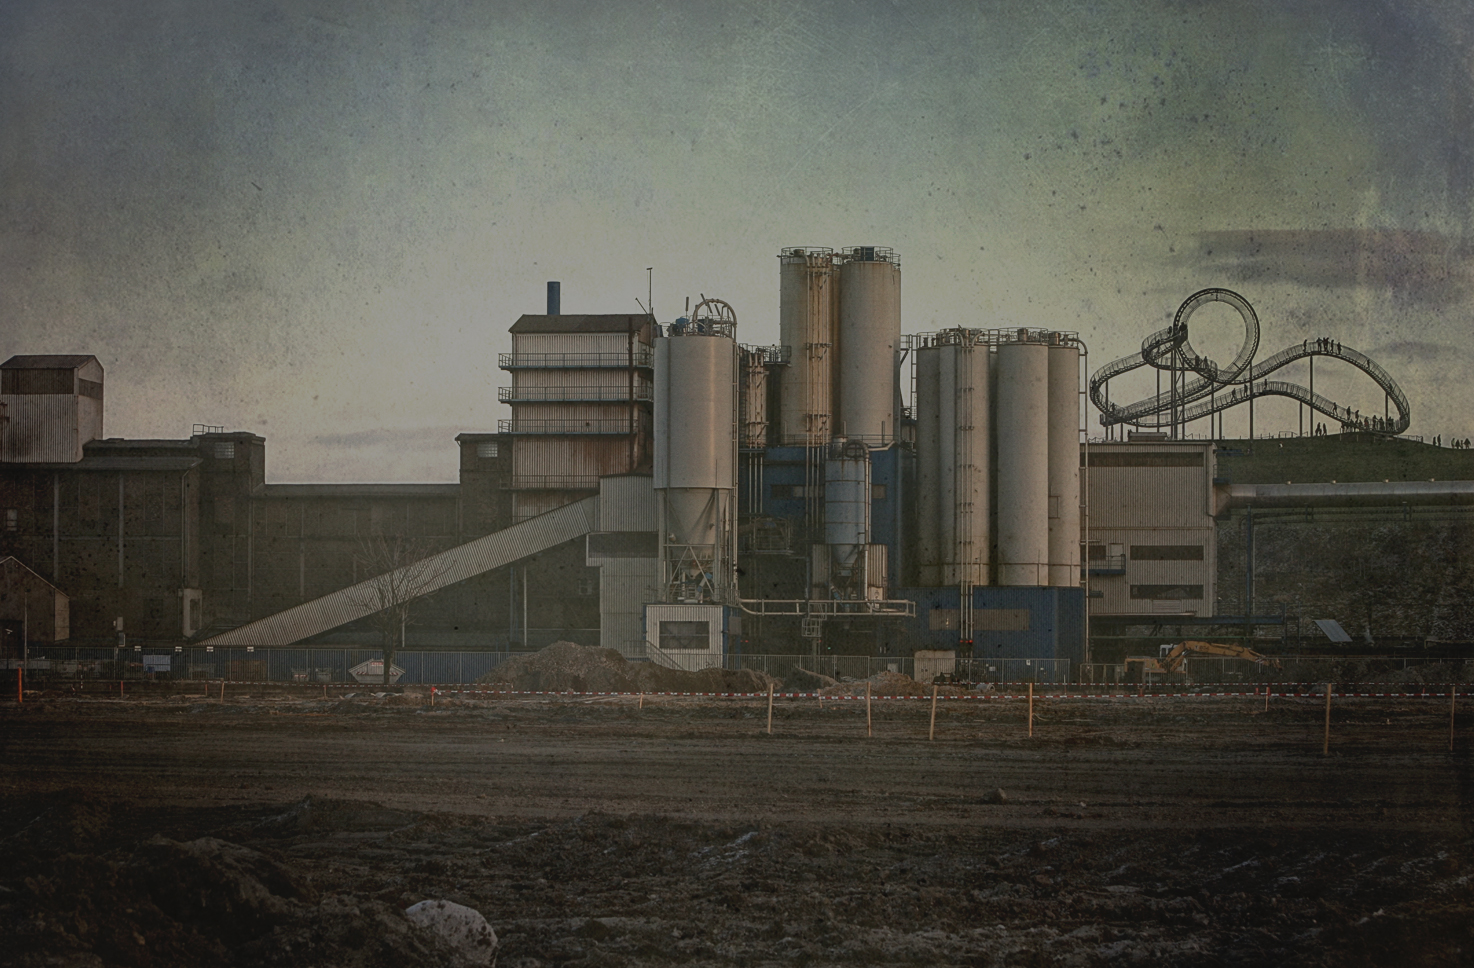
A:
1088;288;1411;436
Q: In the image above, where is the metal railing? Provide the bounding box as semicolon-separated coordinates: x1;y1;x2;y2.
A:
498;418;648;435
499;351;654;370
498;385;653;403
507;474;601;491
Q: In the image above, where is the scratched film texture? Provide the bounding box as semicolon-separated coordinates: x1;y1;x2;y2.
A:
1;0;1470;481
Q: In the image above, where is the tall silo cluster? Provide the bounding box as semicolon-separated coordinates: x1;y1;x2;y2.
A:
777;246;902;447
915;329;1081;589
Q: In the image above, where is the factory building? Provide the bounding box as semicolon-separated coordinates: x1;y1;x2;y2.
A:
0;257;1230;673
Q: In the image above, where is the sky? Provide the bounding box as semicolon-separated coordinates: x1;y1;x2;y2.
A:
2;0;1471;481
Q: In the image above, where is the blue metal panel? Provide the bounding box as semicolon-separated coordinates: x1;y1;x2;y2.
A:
895;585;1085;662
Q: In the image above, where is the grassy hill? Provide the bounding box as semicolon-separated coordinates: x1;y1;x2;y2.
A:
1214;433;1474;484
1207;433;1474;652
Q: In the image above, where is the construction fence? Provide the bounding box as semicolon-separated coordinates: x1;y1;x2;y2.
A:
2;647;1469;687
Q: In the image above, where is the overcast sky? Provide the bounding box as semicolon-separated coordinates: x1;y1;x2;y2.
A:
3;0;1471;481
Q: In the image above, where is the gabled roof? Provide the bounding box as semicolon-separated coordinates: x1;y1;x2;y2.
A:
0;556;66;595
1;355;99;369
510;314;653;336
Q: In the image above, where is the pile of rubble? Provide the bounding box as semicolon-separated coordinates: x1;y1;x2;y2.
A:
816;669;973;697
477;641;779;694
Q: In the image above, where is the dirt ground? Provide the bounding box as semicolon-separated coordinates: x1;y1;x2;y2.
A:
2;690;1471;966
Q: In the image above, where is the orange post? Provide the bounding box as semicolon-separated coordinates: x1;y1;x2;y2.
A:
866;682;872;738
1028;681;1034;738
1323;683;1332;755
766;684;774;735
1451;686;1458;753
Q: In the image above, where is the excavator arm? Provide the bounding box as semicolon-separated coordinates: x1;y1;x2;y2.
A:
1159;640;1282;675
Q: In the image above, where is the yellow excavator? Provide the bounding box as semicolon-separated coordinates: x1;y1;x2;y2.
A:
1125;641;1282;682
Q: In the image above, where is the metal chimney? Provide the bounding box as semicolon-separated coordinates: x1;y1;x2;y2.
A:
546;281;560;315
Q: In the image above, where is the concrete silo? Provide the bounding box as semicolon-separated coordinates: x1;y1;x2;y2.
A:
814;437;884;600
836;247;901;444
777;248;836;446
996;334;1050;586
653;305;739;605
1047;337;1081;587
914;331;991;587
738;346;769;451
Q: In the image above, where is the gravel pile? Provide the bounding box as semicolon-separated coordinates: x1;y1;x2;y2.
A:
477;641;779;694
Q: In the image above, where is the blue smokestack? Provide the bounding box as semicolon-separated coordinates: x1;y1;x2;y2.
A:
547;281;560;315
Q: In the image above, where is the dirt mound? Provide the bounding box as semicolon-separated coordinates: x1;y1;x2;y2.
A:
817;669;970;697
477;641;779;694
784;666;839;691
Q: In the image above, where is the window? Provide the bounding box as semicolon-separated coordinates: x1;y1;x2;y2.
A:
1130;584;1204;600
577;578;596;596
3;508;16;531
871;484;887;500
476;442;499;459
1130;544;1203;560
771;485;821;499
928;608;959;631
973;609;1030;631
213;442;235;459
659;620;710;651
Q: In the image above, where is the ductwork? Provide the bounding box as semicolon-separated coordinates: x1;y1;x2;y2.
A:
1215;480;1474;516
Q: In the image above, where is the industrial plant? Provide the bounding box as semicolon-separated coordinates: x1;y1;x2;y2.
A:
2;249;1472;681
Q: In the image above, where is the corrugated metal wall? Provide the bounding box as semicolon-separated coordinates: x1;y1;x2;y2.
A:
0;396;85;462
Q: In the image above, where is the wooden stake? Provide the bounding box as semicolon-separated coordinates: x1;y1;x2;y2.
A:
220;680;226;703
766;685;773;735
1451;685;1458;753
1028;682;1034;738
929;684;938;741
16;667;22;704
638;691;644;710
1264;685;1270;713
866;682;872;738
1323;683;1332;755
429;686;434;708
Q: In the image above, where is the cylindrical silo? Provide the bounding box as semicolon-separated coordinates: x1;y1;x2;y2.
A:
778;248;835;445
738;347;768;450
914;342;943;585
917;332;992;588
940;337;991;587
824;437;871;596
836;247;901;444
654;331;739;603
1047;338;1081;587
996;336;1050;586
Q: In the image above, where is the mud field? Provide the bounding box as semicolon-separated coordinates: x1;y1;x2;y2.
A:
3;688;1472;967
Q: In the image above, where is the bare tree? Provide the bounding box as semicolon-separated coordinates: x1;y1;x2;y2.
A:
346;535;449;685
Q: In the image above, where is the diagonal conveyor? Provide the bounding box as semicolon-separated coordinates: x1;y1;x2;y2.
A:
199;496;600;647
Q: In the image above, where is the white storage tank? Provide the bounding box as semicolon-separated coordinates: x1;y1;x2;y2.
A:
915;333;992;587
823;437;871;594
1047;337;1081;587
654;323;739;604
777;248;835;445
996;335;1050;586
836;247;901;444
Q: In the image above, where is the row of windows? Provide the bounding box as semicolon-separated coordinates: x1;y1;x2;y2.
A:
1087;543;1203;560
